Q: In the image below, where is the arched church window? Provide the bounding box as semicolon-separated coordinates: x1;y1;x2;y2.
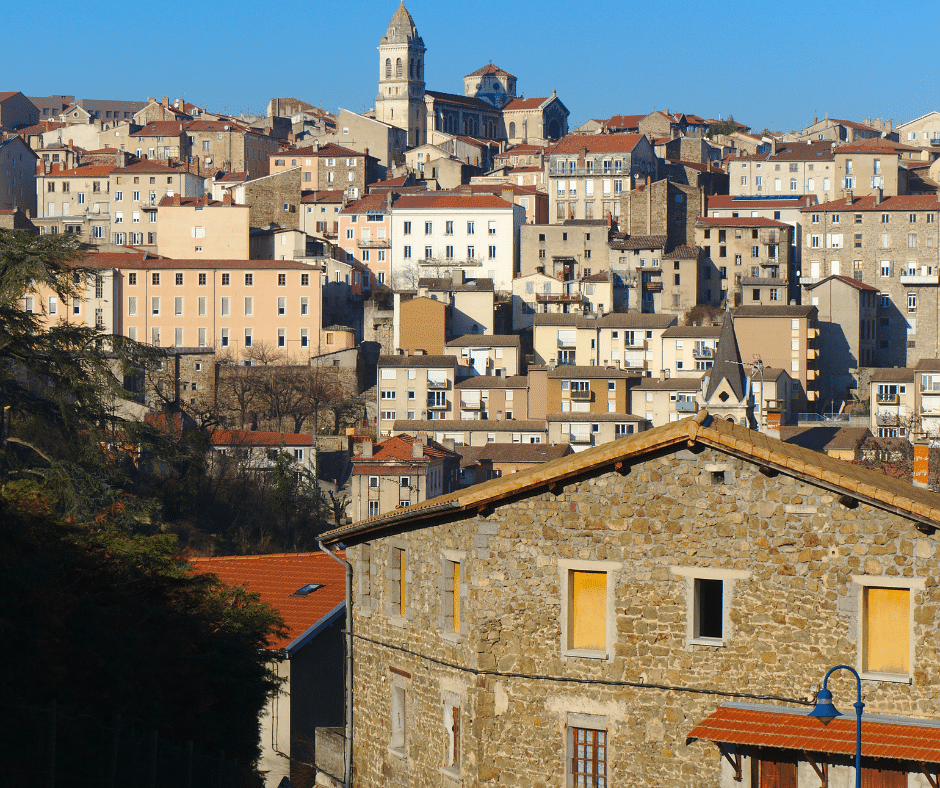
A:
396;58;403;78
417;60;422;80
385;59;392;79
509;122;516;138
409;59;414;78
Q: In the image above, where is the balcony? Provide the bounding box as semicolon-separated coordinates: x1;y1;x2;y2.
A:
459;397;482;409
741;277;787;287
537;293;583;304
569;389;592;401
932;139;940;147
693;346;714;360
356;238;390;248
876;394;900;405
807;327;820;339
557;338;577;349
922;381;940;394
549;166;624;177
807;347;820;360
426;399;448;410
760;230;780;245
900;272;939;285
877;412;900;426
427;378;448;389
643;281;663;293
568;432;593;444
675;400;698;412
420;257;482;267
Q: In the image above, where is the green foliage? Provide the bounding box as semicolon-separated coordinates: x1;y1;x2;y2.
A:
705;115;740;139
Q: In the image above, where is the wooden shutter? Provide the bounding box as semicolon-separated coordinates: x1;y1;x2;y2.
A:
862;764;907;788
865;587;909;674
570;571;606;650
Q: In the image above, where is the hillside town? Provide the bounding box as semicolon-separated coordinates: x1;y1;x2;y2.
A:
6;4;940;788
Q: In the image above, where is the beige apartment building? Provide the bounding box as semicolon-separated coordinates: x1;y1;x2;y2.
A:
547;133;657;222
333;107;408;174
453;375;529;421
544;366;636;415
416;274;495;337
26;253;326;357
376;355;460;435
799;193;940;368
34;162;114;239
390;418;547;446
730;141;841;204
731;304;820;412
338;194;391;287
348;434;459;521
156;195;249;259
443;335;520;377
519;220;612;279
511;271;613;330
832;143;902;197
898;111;940;147
869;367;915;439
659;325;720;377
695;216;793;306
269;143;378;199
532;312;675;371
546;412;646;450
628;374;705;426
705;194;816;267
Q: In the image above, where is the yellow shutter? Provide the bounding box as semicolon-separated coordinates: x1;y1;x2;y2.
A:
865;587;909;674
453;562;461;633
571;570;606;650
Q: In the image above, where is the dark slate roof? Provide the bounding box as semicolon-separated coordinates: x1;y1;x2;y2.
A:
705;312;745;401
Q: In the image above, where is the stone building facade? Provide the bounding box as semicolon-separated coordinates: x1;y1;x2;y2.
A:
321;413;940;788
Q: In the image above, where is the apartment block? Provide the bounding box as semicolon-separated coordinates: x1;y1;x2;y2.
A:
544;366;637;416
897;111;940;147
34;163;114;239
629;374;705;426
389;193;524;292
270;142;378;199
799;193;940;368
730;141;839;204
511;271;613;331
390;418;547;446
453;375;529;421
659;325;720;377
0;135;37;214
416;273;495;337
338;194;391;287
376;355;460;435
443;335;520;377
519;220;611;279
695;216;793;306
156;195;249;259
547;412;647;450
348;434;459;521
547;133;657;222
869;367;915;439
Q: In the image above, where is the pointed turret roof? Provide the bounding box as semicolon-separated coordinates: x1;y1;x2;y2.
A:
381;3;423;46
704;312;746;401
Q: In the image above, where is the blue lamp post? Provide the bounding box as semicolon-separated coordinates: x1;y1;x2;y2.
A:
808;664;864;788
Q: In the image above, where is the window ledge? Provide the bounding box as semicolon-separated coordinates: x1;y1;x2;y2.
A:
690;637;727;648
562;648;609;661
387;746;408;761
440;631;462;644
860;671;912;684
387;615;408;629
439;767;462;783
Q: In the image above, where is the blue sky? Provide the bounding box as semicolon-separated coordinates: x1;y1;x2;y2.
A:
2;0;936;134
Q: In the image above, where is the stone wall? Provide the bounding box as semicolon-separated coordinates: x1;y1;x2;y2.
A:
243;168;302;230
346;444;940;787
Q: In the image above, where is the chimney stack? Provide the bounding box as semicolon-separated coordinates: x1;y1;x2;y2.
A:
913;438;930;488
223;192;233;206
845;190;853;205
875;187;883;206
173;194;181;206
361;439;373;459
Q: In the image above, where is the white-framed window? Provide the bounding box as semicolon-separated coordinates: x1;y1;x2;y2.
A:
390;676;408;757
670;564;751;647
558;558;620;659
368;500;380;517
244;297;253;316
567;715;608;788
442;690;461;775
854;574;923;681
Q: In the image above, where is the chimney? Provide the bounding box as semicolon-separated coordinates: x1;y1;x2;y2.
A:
452;268;465;285
845;190;853;205
913;438;930;488
148;97;156;104
770;138;777;155
813;116;818;124
412;439;423;458
173;194;181;206
223;192;233;205
659;369;666;383
875;187;883;206
361;439;373;459
67;138;73;150
162;96;170;108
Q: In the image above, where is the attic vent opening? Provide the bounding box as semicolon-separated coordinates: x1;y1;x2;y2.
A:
718;392;729;402
710;470;725;484
292;583;323;597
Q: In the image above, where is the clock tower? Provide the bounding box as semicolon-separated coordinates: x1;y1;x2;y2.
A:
375;3;426;148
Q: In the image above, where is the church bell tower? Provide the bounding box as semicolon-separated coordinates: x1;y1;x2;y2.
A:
375;3;426;148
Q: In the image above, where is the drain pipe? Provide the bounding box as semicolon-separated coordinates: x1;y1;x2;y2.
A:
319;540;352;788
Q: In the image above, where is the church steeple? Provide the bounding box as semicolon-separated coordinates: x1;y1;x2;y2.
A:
376;3;427;147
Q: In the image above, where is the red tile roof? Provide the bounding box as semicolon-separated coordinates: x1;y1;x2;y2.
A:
341;194;388;214
393;194;513;210
550;133;645;155
466;63;515;78
503;97;551;111
804;274;880;292
356;434;458;462
707;195;816;210
207;428;314;447
40;164;115;178
687;703;940;764
189;552;345;652
130;121;189;137
802;194;940;212
696;216;791;229
603;114;645;130
834;143;900;155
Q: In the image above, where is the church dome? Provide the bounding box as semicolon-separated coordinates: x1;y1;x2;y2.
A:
381;3;423;46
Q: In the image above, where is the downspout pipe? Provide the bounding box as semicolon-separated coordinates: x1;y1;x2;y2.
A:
319;540;352;788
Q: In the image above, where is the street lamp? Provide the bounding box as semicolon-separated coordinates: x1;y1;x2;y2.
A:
808;664;864;788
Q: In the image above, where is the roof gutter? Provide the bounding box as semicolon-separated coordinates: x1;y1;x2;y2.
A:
321;500;462;546
318;542;352;788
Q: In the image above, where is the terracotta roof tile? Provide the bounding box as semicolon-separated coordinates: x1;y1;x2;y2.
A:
503;97;551;111
189;552;345;652
687;703;940;764
550;133;645;155
393;194;513;210
697;216;791;229
207;428;314;447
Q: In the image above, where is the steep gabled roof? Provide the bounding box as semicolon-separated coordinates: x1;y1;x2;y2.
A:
321;410;940;545
704;312;745;401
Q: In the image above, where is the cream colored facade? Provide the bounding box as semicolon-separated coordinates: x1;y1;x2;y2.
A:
156;197;249;259
629;376;705;426
389;418;547;446
443;336;519;377
898;111;940;147
376;355;460;435
659;326;720;378
833;145;901;197
453;376;529;421
547;412;646;450
28;256;326;358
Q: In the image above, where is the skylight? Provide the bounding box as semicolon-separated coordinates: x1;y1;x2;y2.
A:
292;583;323;597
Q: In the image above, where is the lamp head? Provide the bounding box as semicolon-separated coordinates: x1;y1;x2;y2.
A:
809;687;842;726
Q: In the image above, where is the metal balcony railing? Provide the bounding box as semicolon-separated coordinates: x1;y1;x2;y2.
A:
569;389;592;401
675;400;698;412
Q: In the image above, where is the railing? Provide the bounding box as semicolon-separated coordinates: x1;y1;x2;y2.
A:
356;239;390;248
427;379;448;389
877;412;899;426
569;389;592;401
537;293;582;303
741;277;787;287
426;399;448;409
675;400;698;412
459;397;482;409
419;257;483;267
549;166;625;177
797;413;871;427
644;282;663;292
900;273;939;285
693;346;714;359
760;231;779;244
557;338;577;348
875;394;900;405
568;432;593;443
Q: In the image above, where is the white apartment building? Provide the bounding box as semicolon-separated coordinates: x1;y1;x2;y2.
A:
388;193;525;292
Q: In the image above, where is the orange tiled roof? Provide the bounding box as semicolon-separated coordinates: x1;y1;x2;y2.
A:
207;428;314;447
466;63;515;78
550;133;645;155
687;703;940;764
696;216;790;229
393;194;513;210
189;552;345;652
503;97;551;111
356;434;458;462
40;164;115;178
802;194;940;212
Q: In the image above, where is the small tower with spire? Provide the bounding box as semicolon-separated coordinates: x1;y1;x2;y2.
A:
375;3;427;147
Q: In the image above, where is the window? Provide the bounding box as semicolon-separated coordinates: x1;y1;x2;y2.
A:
403;221;411;235
568;723;607;788
442;555;463;636
857;576;922;679
467;221;475;235
908;292;917;313
245;273;253;286
388;545;408;621
278;273;286;286
278;297;286;315
559;559;617;658
245;297;253;316
390;681;407;756
671;565;749;647
174;297;183;316
368;500;380;517
442;692;461;774
244;328;252;347
300;297;309;316
151;296;160;315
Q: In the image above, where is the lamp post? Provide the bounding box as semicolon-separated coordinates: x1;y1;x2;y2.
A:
808;664;864;788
